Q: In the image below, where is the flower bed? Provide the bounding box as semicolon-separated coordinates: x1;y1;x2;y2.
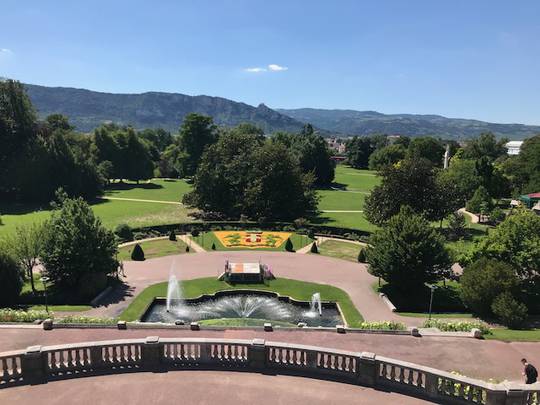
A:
423;319;491;335
0;309;51;323
56;316;117;324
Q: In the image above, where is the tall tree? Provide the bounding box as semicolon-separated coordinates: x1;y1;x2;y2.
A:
368;144;406;170
345;136;376;169
40;193;118;299
462;132;508;161
178;113;217;176
406;137;445;167
364;158;444;225
366;206;452;293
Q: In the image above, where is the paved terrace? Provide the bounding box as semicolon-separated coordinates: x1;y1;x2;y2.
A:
0;327;536;382
84;251;422;325
0;370;432;405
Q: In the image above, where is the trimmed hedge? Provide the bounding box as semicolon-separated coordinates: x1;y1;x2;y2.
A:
130;221;371;243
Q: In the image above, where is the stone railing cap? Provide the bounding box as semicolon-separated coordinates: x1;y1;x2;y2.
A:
145;336;160;344
252;339;265;346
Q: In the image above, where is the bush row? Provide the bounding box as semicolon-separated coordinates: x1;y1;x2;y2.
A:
355;321;406;331
0;308;51;322
125;221;370;243
422;319;491;335
56;316;117;324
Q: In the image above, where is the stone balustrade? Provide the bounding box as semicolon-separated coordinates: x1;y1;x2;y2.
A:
1;337;538;404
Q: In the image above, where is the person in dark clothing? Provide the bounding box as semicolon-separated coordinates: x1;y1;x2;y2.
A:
522;358;538;384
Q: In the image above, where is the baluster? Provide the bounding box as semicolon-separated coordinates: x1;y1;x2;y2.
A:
407;369;414;385
1;358;8;377
67;350;73;367
74;350;81;367
399;367;405;383
390;365;396;380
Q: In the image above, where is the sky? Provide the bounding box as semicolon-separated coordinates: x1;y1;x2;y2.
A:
1;0;539;125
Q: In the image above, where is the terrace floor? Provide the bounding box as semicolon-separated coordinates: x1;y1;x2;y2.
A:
0;369;433;405
0;327;536;382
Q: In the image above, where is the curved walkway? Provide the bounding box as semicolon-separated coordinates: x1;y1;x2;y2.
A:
90;251;419;325
0;370;431;404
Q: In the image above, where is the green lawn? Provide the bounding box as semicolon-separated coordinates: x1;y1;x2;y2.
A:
191;232;313;252
104;179;192;202
316;239;363;262
0;195;195;238
397;312;473;319
332;166;380;191
28;305;92;312
119;277;364;326
486;329;540;342
118;238;191;261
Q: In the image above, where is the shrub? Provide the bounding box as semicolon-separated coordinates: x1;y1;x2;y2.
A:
285;238;294;252
466;185;493;214
114;223;133;242
489;208;506;224
211;242;216;250
460;258;519;316
57;316;116;324
131;243;145;261
355;321;406;331
422;319;491;335
0;252;23;306
310;242;318;254
358;248;366;263
191;229;200;237
169;230;177;241
491;292;528;329
447;211;466;240
185;246;190;252
307;229;315;239
0;309;51;323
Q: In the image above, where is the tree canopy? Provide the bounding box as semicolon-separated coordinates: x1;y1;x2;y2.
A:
366;206;452;292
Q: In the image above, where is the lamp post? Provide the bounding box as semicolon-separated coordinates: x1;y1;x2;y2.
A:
425;283;437;321
40;276;50;314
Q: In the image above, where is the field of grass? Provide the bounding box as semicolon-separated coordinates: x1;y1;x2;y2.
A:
191;231;313;252
119;277;364;326
104;179;191;202
316;239;363;262
118;238;191;261
396;312;473;319
0;179;195;237
486;329;540;342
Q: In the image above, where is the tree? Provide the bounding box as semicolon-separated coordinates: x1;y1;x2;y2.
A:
131;243;145;261
460;258;520;316
45;114;73;132
0;251;22;305
169;230;177;241
2;223;44;294
184;134;316;221
40;194;118;299
465;185;493;215
271;130;335;186
364;158;443;225
368;144;406;170
447;211;466;241
285;238;294;252
310;242;318;254
470;210;540;278
462;132;507;161
243;142;317;220
114;223;133;242
357;248;366;263
406;137;445;167
502;134;540;194
346;136;376;169
366;206;452;292
211;242;216;250
177;113;217;176
491;292;528;329
438;158;482;205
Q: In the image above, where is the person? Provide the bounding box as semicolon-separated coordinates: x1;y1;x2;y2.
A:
522;358;538;384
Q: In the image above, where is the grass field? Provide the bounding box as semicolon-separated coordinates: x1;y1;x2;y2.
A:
316;239;363;262
119;277;364;326
191;231;313;251
485;329;540;342
118;238;191;261
0;179;195;237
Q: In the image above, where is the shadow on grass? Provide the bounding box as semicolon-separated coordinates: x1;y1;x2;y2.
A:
379;283;467;313
0;202;51;216
106;182;163;191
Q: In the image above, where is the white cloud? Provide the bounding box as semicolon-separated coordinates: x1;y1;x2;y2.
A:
244;67;267;73
243;64;288;73
267;64;288;71
0;48;13;54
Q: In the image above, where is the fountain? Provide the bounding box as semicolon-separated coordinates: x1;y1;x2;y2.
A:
310;292;322;316
166;260;182;312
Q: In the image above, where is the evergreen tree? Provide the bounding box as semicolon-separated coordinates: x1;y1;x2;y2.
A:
285;238;294;252
0;251;22;306
310;242;318;253
366;206;451;292
131;244;145;261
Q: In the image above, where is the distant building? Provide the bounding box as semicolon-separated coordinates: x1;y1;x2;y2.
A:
326;138;346;154
505;141;523;155
387;135;401;144
519;192;540;209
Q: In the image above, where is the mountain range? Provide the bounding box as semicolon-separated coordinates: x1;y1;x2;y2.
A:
22;83;540;139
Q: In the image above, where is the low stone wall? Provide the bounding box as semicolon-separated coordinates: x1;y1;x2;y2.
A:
0;337;536;404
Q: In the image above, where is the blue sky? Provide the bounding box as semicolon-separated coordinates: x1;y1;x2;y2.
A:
1;0;539;124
